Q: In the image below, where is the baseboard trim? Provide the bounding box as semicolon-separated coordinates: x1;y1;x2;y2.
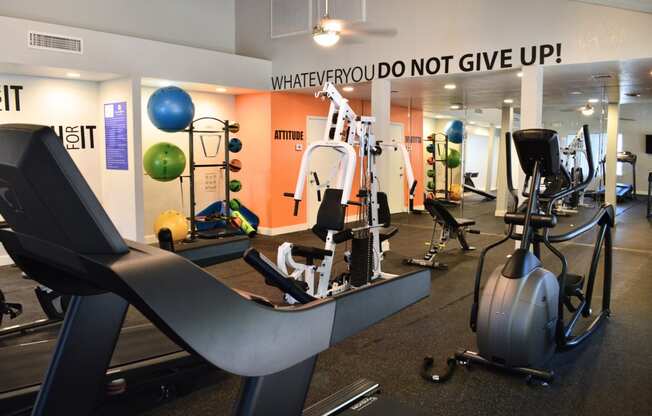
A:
258;223;309;236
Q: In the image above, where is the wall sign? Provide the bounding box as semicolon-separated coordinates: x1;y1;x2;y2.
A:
274;129;304;140
0;85;23;111
104;102;129;170
51;125;97;150
271;43;563;90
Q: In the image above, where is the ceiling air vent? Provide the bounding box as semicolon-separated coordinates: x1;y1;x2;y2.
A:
28;31;83;54
591;74;612;80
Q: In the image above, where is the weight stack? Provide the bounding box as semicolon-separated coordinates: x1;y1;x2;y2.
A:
349;231;373;287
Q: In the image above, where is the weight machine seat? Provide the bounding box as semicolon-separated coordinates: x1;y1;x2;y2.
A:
379;226;399;242
456;218;476;227
291;244;333;261
0;124;431;380
312;226;353;244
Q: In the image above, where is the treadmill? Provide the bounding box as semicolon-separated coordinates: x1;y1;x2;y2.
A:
0;124;431;416
616;151;637;200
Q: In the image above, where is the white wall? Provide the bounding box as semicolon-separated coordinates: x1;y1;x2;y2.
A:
0;15;271;91
141;87;236;241
0;74;102;194
0;0;235;53
465;133;490;191
236;0;652;87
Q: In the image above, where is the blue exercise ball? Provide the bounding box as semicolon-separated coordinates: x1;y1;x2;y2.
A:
446;120;464;144
147;86;195;132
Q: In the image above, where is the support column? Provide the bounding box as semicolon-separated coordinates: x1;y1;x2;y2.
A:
605;103;620;206
371;79;391;144
518;65;544;192
495;105;514;216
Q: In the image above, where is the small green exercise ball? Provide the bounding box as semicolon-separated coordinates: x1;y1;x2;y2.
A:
143;142;186;182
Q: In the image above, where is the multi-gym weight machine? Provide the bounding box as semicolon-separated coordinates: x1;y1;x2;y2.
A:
277;82;417;301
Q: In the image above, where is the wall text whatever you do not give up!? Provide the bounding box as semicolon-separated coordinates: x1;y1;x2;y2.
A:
271;44;562;90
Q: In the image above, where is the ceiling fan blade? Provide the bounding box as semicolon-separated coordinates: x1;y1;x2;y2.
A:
340;36;364;45
343;27;398;37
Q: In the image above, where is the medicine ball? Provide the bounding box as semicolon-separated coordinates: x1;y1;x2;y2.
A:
229;179;242;192
229;138;242;153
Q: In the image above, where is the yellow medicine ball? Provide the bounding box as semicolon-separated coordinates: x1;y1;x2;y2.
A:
154;210;188;241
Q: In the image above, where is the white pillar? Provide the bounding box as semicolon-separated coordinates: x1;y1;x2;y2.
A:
495;105;514;216
485;124;496;192
518;65;544;191
371;79;391;143
605;103;620;207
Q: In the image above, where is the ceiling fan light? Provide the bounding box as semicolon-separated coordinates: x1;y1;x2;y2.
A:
313;28;340;47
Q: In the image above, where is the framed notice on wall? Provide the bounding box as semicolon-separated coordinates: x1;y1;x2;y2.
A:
104;102;128;170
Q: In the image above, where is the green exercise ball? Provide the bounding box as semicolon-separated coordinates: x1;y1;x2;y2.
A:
426;143;435;153
445;148;461;169
427;169;435;178
229;179;242;192
427;181;435;190
143;142;186;182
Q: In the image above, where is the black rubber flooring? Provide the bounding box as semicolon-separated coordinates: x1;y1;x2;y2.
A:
1;195;650;415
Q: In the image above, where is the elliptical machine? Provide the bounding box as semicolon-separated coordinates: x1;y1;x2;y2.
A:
423;125;614;383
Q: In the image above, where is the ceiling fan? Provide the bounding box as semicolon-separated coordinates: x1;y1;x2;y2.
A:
312;0;397;47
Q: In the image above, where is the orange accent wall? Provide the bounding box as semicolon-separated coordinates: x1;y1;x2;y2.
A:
235;91;424;230
235;93;272;227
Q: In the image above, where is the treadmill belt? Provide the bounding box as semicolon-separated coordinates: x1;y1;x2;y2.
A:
0;323;183;394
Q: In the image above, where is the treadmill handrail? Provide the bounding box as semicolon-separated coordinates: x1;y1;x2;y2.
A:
0;229;430;378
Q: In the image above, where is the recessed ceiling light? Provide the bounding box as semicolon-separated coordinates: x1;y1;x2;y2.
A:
342;86;354;92
469;121;476;125
450;104;461;110
495;125;501;129
503;98;514;104
570;91;583;95
588;98;599;103
66;72;81;78
517;71;523;78
444;83;456;90
215;87;227;93
581;104;595;116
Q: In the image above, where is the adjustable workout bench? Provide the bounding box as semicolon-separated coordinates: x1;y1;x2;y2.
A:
405;198;479;269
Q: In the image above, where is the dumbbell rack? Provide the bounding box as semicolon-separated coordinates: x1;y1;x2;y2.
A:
426;132;456;205
183;117;238;241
